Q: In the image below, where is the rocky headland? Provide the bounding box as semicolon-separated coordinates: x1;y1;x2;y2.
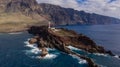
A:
27;26;116;67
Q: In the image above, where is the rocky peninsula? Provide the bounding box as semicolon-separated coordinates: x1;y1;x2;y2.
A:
28;26;116;67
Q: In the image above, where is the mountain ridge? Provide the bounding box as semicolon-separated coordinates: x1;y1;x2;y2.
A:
39;3;120;25
0;0;120;32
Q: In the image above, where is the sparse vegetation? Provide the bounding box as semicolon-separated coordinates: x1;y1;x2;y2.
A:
0;12;48;32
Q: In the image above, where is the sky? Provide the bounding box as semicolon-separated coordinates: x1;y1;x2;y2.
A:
37;0;120;19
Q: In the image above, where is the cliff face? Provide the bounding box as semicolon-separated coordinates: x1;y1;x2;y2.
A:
0;0;39;13
0;0;48;32
0;0;120;25
40;3;120;25
5;0;40;14
0;0;120;32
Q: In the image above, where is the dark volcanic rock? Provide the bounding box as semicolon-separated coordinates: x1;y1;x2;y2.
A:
29;38;37;44
27;26;116;67
28;26;113;54
106;50;115;56
40;48;48;57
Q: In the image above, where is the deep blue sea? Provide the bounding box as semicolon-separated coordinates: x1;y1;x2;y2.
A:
0;24;120;67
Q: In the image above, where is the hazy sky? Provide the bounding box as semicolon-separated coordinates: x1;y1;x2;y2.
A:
37;0;120;19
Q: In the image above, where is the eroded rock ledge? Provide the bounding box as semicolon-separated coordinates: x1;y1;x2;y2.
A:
27;26;115;67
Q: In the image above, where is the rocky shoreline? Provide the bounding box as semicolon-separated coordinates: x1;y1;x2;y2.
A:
27;26;118;67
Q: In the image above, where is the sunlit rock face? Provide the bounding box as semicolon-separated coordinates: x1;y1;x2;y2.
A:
1;0;120;25
0;0;120;33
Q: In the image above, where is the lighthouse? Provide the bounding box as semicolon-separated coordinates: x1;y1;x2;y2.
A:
48;22;51;28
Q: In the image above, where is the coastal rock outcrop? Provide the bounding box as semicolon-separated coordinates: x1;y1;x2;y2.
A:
29;38;37;44
27;26;115;67
28;26;111;54
40;48;48;57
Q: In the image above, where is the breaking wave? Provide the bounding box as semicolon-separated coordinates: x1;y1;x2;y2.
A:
93;53;108;57
36;54;57;59
70;54;87;64
114;55;120;59
67;46;81;51
8;32;23;35
24;38;58;59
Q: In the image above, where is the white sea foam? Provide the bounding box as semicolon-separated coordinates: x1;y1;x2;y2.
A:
79;60;87;64
24;41;38;48
67;46;81;51
24;40;41;54
26;48;41;54
24;39;39;54
114;55;120;59
36;54;57;59
70;54;87;64
8;32;23;34
46;48;55;51
24;39;58;59
94;53;108;57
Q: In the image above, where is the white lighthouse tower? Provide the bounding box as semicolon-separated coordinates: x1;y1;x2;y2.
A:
48;22;51;28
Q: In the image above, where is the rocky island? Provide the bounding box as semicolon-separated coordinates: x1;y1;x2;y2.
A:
28;26;116;67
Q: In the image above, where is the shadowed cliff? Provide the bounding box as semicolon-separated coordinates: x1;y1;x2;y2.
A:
0;0;120;32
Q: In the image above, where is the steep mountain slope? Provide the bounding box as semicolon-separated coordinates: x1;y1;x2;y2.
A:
0;0;120;32
40;3;120;25
0;0;49;32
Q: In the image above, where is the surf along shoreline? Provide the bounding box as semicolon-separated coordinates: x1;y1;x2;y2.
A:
2;25;120;67
27;26;120;67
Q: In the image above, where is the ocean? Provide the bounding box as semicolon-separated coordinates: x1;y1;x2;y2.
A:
0;24;120;67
